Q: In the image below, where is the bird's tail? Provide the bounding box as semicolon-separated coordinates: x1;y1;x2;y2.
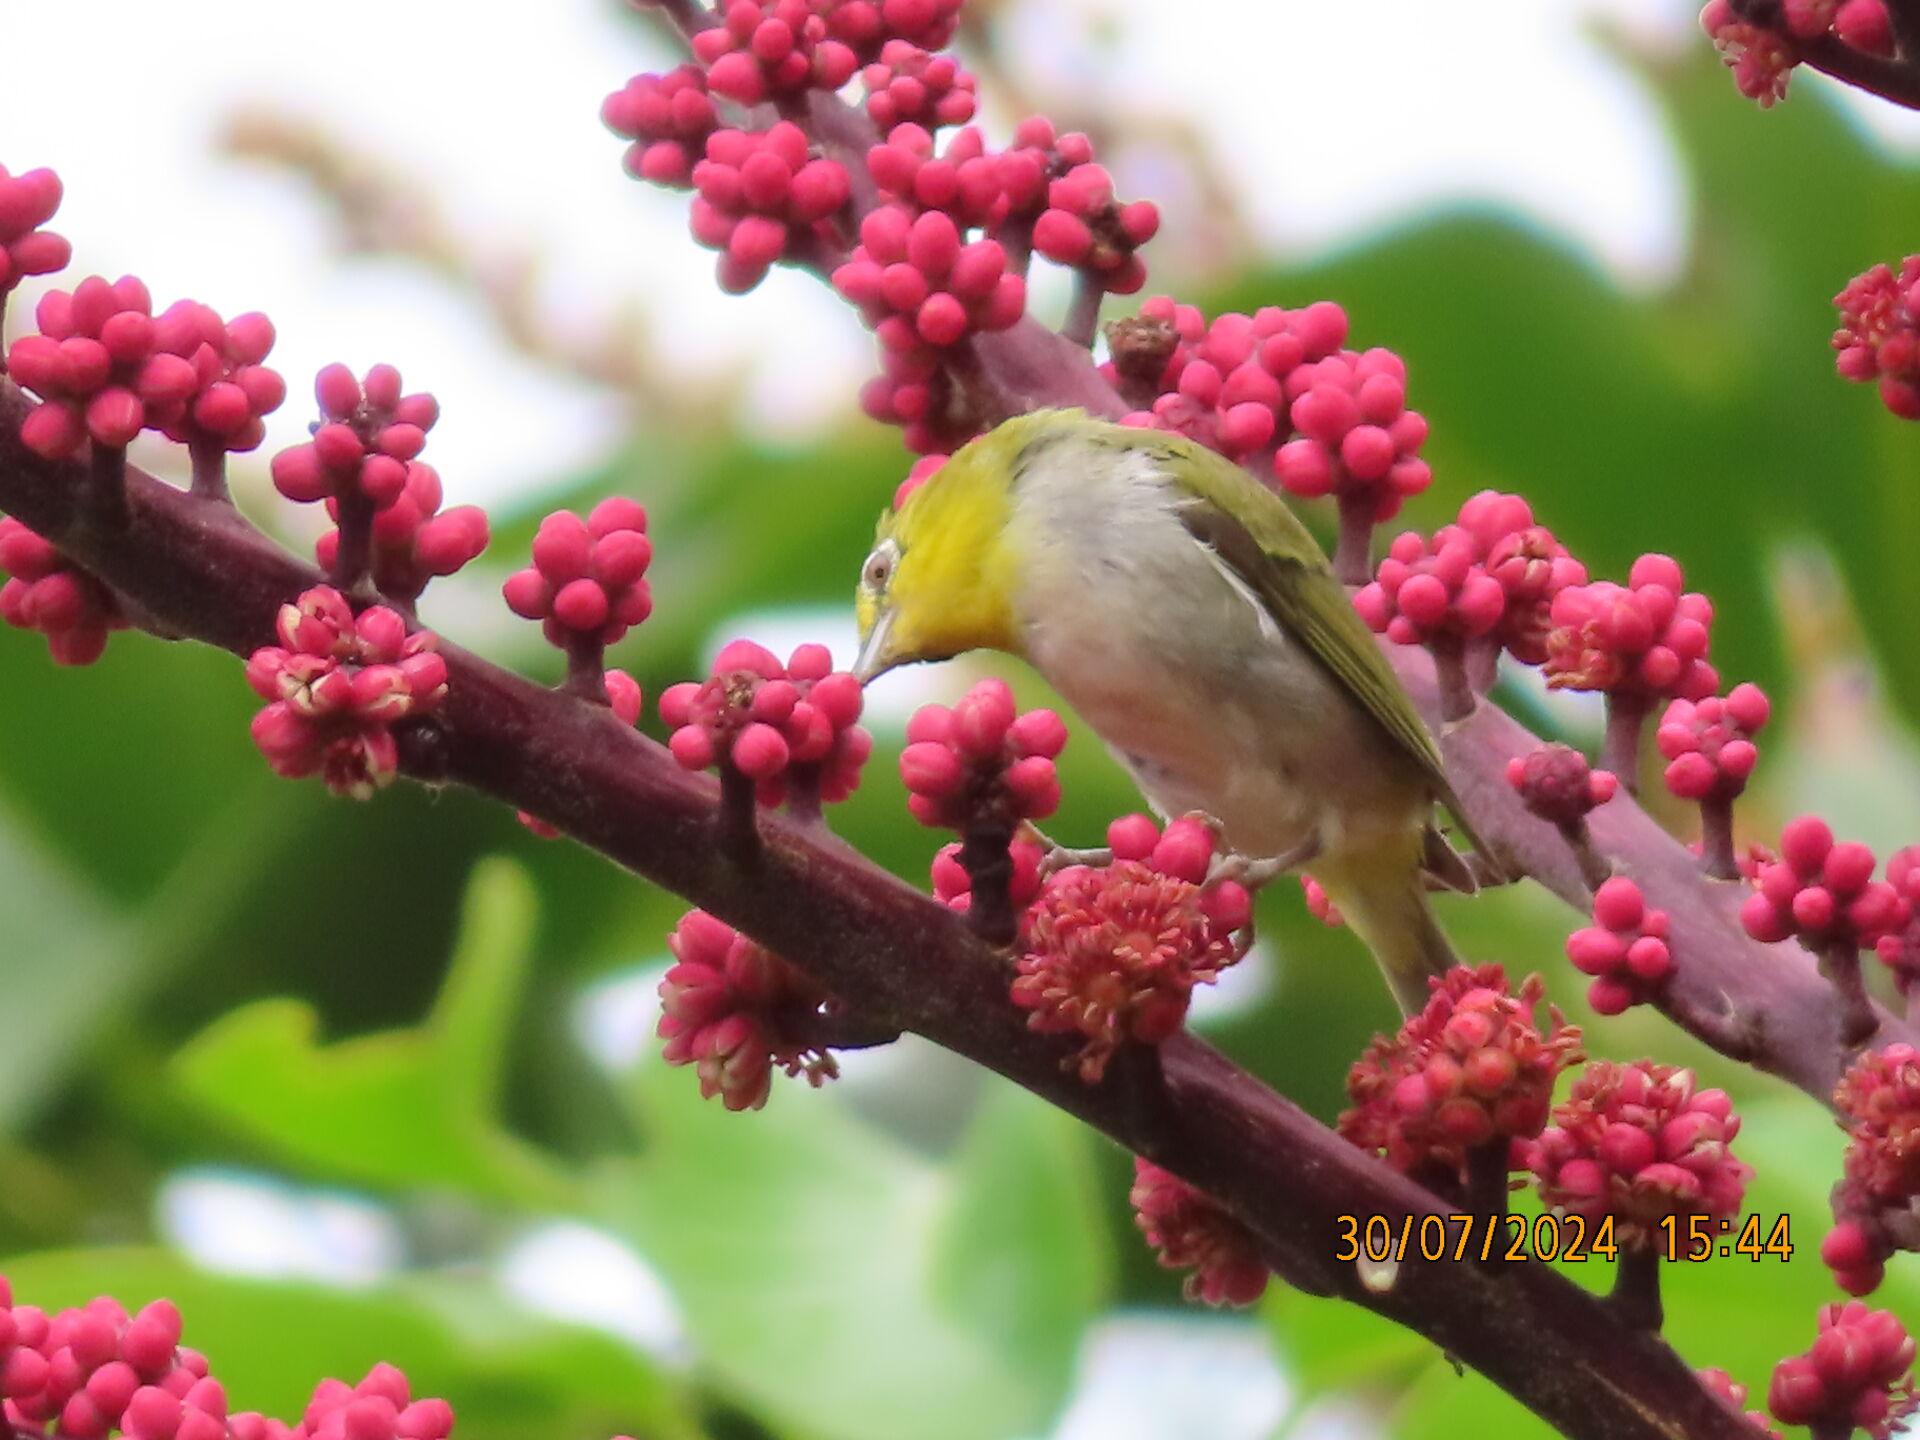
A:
1315;843;1459;1017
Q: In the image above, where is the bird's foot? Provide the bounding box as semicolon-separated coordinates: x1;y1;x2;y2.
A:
1022;823;1113;877
1203;832;1321;893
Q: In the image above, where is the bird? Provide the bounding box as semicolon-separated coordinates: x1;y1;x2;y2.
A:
852;407;1486;1015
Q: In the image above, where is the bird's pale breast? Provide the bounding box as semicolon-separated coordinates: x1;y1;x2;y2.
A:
1007;443;1428;864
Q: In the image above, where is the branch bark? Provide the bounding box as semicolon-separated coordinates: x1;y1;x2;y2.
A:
0;378;1763;1440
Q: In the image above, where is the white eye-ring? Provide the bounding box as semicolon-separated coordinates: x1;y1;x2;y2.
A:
862;539;899;592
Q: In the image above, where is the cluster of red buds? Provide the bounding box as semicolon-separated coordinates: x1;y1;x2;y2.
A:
0;516;127;664
1300;874;1343;927
1444;490;1589;666
1129;1159;1268;1308
1544;555;1718;710
1360;492;1594;713
8;278;282;467
658;908;841;1111
861;41;976;130
1030;157;1158;300
1826;1044;1920;1296
502;500;652;659
1353;528;1505;649
833;206;1024;352
1657;685;1769;805
1768;1301;1916;1438
899;678;1066;831
1565;878;1673;1016
245;586;448;800
601;66;718;187
660;640;870;808
269;365;480;597
0;164;70;326
690;0;861;105
1340;965;1583;1188
1739;819;1906;1043
1701;0;1892;108
1834;254;1920;420
1528;1060;1749;1253
690;123;852;293
865;124;1008;230
0;1277;457;1440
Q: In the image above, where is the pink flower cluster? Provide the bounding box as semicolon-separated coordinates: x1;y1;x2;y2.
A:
690;123;852;294
1449;491;1589;665
1012;854;1239;1083
833;205;1024;354
1340;965;1583;1185
1566;877;1673;1016
865;125;1009;230
245;586;448;800
317;462;488;605
1030;159;1158;295
1107;297;1348;465
1768;1302;1916;1439
861;41;976;130
1;1286;208;1440
139;302;286;457
1701;0;1891;108
899;678;1065;830
0;163;70;302
660;640;870;806
1506;743;1618;830
1739;816;1907;953
1528;1059;1749;1253
1833;256;1920;420
503;500;652;652
8;278;282;460
690;0;860;104
1656;684;1769;805
0;1279;455;1440
1825;1044;1920;1296
1129;1159;1268;1309
0;517;127;665
1544;554;1717;705
659;909;840;1111
602;66;718;188
1354;528;1505;648
270;363;438;513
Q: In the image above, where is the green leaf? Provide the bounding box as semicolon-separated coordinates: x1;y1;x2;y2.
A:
0;1248;696;1440
602;1056;1111;1440
171;858;573;1207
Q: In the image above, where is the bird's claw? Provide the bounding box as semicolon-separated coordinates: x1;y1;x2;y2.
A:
1021;823;1113;877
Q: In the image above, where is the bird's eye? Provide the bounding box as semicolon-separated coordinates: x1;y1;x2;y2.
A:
862;541;898;592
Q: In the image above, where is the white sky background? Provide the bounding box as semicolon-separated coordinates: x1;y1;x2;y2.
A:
0;0;1849;514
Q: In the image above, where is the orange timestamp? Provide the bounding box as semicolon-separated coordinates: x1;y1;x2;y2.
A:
1333;1212;1794;1264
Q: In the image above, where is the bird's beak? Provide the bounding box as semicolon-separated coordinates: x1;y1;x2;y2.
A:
852;608;896;685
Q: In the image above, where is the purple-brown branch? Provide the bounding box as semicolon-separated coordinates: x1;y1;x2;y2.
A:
0;378;1768;1440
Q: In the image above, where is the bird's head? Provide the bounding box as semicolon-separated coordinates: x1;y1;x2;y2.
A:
853;412;1069;682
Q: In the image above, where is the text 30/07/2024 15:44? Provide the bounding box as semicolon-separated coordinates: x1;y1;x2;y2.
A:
1333;1212;1795;1264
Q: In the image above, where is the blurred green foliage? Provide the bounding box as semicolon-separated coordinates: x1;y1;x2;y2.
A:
6;23;1920;1440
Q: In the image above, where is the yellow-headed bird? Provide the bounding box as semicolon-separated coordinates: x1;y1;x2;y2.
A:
853;408;1483;1015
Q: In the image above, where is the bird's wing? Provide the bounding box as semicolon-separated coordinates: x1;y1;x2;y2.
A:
1120;428;1490;869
